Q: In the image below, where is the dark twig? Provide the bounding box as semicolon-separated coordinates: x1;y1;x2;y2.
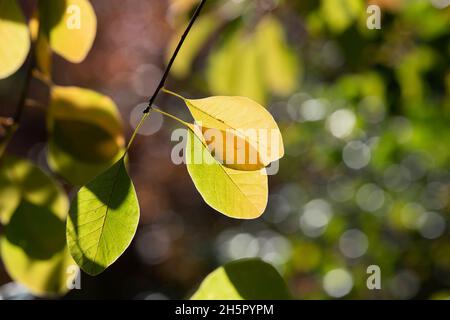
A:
143;0;207;113
13;50;35;123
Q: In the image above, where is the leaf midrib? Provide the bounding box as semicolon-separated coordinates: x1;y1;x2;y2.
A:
190;131;262;215
91;161;122;267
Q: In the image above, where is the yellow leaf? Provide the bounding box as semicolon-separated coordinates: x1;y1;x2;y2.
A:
166;90;284;170
0;156;77;297
40;0;97;63
47;86;124;186
0;0;30;79
186;129;268;219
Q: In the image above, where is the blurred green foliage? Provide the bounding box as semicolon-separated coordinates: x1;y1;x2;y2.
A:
168;0;450;299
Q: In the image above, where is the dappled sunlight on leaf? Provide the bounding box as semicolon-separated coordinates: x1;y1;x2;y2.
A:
67;158;140;276
191;258;291;300
0;0;30;79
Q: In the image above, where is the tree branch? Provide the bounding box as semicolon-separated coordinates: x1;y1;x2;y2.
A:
143;0;207;113
13;49;35;123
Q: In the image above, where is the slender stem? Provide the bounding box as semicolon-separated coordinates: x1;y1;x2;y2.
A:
143;0;207;113
125;112;150;152
151;108;190;127
161;87;186;101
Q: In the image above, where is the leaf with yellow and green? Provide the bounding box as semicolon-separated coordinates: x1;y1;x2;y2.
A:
67;158;140;276
39;0;97;63
256;16;301;96
0;0;30;79
186;128;268;219
169;14;219;78
0;156;67;225
191;258;291;300
47;86;124;186
165;90;284;171
0;156;77;297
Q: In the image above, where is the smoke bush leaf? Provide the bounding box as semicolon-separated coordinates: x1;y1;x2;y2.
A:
47;86;124;186
67;158;140;276
0;0;30;79
0;156;77;297
39;0;97;63
0;156;67;225
186;129;268;219
191;258;291;300
172;92;284;170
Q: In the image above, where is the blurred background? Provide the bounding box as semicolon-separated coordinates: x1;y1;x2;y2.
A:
1;0;450;299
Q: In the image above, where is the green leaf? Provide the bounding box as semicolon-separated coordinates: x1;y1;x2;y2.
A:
191;258;291;300
0;156;67;225
0;156;76;297
186;129;268;219
47;86;124;186
39;0;97;63
29;11;53;78
67;158;140;276
0;0;30;79
256;16;301;96
320;0;364;33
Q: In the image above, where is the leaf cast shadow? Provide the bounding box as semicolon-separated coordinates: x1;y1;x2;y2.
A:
5;201;66;260
223;258;291;300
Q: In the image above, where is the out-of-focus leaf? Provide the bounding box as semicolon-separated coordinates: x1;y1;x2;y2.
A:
256;15;300;96
47;86;124;186
0;0;30;79
67;158;140;276
174;93;284;169
0;157;67;225
0;156;76;297
0;119;17;158
169;15;218;78
39;0;97;63
320;0;364;33
191;258;291;300
396;47;436;108
402;0;450;40
28;10;52;77
186;129;268;219
207;30;267;104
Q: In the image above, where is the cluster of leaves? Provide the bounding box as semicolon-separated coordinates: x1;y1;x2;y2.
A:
166;0;450;300
0;0;103;296
0;0;287;297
